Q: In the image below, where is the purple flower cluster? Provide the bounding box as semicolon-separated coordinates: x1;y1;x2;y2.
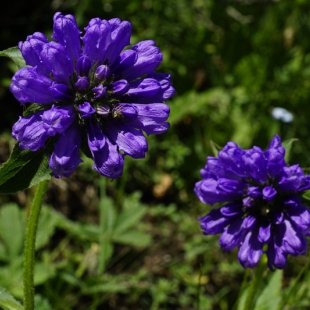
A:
10;13;174;178
194;135;310;269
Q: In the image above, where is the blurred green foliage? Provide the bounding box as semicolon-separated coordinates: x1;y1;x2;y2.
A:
2;0;310;309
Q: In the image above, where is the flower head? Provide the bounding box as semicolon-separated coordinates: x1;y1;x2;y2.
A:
10;12;174;178
194;135;310;269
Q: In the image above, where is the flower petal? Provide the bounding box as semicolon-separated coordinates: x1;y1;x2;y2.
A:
41;105;76;136
264;135;286;178
92;139;124;178
238;230;263;268
78;102;96;118
82;18;112;64
199;208;237;235
129;103;170;135
49;123;82;178
52;12;81;61
282;219;307;255
76;54;91;76
40;42;74;85
120;40;163;81
263;185;277;201
107;123;148;158
87;120;106;151
266;229;288;270
194;178;245;206
258;222;271;243
12;111;48;151
105;19;131;65
219;217;248;251
18;32;50;76
242;147;268;184
10;68;53;104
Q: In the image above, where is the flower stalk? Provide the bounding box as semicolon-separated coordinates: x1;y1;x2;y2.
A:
243;261;265;310
23;179;49;310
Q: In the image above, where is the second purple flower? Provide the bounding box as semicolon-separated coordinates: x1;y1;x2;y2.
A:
195;135;310;269
10;12;174;178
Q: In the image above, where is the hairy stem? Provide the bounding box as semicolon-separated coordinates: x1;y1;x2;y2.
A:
23;180;49;310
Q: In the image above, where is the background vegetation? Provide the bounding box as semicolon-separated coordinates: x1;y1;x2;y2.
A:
1;0;310;309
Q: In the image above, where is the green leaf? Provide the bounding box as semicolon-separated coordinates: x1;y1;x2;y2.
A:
236;286;248;310
253;270;282;310
113;230;152;247
80;130;92;159
50;206;99;241
0;286;23;310
34;295;52;310
169;88;231;125
0;47;26;70
55;214;99;241
113;206;146;236
0;204;24;258
282;138;298;163
302;189;310;201
0;143;52;193
99;241;113;272
82;283;128;294
36;206;58;250
34;262;56;285
0;258;23;298
99;197;116;236
98;197;116;272
0;243;7;262
23;104;50;117
210;140;222;157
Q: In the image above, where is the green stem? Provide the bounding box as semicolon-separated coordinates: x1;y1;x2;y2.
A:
243;262;266;310
98;177;107;274
23;180;49;310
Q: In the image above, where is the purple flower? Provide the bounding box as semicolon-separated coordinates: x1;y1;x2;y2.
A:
194;135;310;269
10;12;174;179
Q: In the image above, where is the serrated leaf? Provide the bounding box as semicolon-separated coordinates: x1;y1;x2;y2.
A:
0;47;26;70
254;270;282;310
0;204;24;258
282;138;298;163
0;286;23;310
0;143;53;193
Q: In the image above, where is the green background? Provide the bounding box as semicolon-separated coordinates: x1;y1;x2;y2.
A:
1;0;310;309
